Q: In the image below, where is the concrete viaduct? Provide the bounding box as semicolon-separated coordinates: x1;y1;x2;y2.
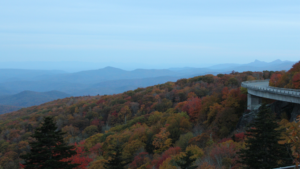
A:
241;80;300;110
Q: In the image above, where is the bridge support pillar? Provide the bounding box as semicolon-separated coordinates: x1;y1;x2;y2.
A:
248;94;262;110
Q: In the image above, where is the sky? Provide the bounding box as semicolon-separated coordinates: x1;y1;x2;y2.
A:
0;0;299;71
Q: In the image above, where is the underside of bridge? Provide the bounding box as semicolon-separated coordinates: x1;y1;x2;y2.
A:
241;80;300;123
247;94;262;110
247;93;300;121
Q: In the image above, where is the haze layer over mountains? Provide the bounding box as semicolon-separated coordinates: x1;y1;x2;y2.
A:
0;59;295;114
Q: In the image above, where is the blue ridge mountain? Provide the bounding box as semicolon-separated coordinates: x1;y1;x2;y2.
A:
0;105;23;115
0;69;66;83
0;90;70;107
71;76;181;96
0;59;296;114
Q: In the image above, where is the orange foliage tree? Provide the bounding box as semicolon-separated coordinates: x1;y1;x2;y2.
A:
269;61;300;89
270;73;282;87
292;73;300;89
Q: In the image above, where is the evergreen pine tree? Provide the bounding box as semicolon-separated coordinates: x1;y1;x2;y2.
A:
20;117;79;169
238;104;293;169
104;143;130;169
176;150;197;169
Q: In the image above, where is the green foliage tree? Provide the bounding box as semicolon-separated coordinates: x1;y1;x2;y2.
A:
238;104;293;169
175;150;197;169
145;132;155;154
20;117;79;169
104;143;130;169
166;113;191;144
175;132;194;150
83;125;98;138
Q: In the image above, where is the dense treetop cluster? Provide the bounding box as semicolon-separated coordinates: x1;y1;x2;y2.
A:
270;61;300;89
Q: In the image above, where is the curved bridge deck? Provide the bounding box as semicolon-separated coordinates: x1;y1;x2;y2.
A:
241;80;300;110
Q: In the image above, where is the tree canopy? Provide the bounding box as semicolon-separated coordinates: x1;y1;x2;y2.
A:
20;117;79;169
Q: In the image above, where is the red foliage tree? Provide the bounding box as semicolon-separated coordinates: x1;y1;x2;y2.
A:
150;146;181;168
269;73;282;87
210;141;239;167
222;87;229;100
96;99;105;105
181;97;202;122
129;152;149;169
89;143;102;157
90;119;100;126
111;111;118;117
293;72;300;89
288;61;300;73
233;132;245;142
19;163;25;169
62;141;93;169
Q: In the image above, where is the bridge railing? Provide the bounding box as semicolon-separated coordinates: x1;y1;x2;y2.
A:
241;80;300;98
242;79;270;83
273;165;300;169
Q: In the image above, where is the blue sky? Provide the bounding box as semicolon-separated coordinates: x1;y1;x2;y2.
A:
0;0;299;70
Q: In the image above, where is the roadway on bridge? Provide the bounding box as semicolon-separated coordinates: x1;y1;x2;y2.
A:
246;81;269;87
242;80;300;106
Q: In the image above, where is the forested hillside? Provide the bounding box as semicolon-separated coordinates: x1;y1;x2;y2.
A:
270;61;300;89
0;70;286;168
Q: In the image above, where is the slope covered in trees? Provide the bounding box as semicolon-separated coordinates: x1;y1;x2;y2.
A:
270;61;300;89
0;70;292;168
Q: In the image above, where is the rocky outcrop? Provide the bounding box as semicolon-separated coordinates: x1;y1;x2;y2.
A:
290;104;300;121
237;109;259;129
237;102;300;129
270;101;294;120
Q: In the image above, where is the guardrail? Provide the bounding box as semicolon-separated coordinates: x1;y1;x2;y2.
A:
241;80;300;98
273;165;300;169
242;79;270;83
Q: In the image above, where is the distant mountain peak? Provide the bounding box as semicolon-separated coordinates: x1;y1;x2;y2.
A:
92;66;127;73
18;90;37;94
101;66;126;71
253;59;285;64
253;59;266;63
103;66;119;69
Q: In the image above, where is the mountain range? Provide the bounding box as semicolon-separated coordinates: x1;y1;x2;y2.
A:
0;90;70;107
0;59;296;114
0;91;70;114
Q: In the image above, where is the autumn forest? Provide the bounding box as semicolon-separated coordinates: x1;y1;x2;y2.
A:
1;62;300;169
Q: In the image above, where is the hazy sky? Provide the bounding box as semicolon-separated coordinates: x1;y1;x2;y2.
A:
0;0;299;70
